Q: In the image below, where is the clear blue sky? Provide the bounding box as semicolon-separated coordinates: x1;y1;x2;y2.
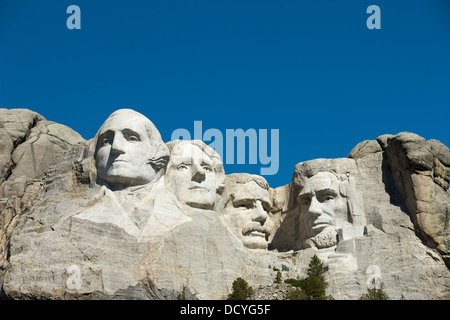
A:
1;0;449;188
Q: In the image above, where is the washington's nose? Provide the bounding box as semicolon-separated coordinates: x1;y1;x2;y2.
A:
191;163;206;182
252;201;268;224
111;133;126;154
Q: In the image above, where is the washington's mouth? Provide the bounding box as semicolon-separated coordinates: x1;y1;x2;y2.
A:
111;159;128;164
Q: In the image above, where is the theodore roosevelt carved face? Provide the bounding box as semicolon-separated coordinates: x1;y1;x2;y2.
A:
95;109;169;189
165;140;225;210
222;174;274;250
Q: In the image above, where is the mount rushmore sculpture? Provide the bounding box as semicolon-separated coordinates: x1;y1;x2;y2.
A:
0;108;449;299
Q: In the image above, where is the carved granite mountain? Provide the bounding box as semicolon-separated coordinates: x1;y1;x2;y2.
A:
0;108;449;300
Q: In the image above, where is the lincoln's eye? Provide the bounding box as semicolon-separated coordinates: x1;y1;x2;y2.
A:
129;135;139;142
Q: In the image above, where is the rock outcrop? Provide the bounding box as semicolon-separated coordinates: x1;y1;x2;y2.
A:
0;109;84;291
0;109;449;300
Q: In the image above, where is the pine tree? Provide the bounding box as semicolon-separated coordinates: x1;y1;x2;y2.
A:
284;255;333;300
227;277;254;300
359;279;390;300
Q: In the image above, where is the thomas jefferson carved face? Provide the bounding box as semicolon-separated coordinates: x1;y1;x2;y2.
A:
95;109;167;188
165;141;219;210
223;175;274;250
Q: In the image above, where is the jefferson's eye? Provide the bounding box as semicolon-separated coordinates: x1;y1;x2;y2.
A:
202;165;212;171
177;164;188;170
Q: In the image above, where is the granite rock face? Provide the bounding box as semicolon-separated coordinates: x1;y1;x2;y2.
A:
0;109;449;300
0;109;84;287
382;132;450;265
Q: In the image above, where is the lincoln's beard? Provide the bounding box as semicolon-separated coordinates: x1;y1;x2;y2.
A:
304;227;338;249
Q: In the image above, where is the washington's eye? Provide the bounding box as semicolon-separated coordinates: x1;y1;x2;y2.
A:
101;137;110;145
323;194;335;201
123;129;140;142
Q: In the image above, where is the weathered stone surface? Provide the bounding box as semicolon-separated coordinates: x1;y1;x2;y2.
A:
0;109;449;300
381;132;450;265
0;109;84;288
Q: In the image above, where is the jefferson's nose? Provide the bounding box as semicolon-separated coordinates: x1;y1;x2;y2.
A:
191;163;206;182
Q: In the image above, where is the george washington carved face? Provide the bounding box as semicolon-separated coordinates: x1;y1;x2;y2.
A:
95;109;169;188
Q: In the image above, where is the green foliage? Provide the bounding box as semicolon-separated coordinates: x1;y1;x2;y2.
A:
275;270;282;283
284;278;303;288
284;255;333;300
227;277;254;300
359;280;390;300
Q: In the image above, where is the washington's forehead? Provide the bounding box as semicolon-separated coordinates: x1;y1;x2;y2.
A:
100;114;149;134
171;144;212;164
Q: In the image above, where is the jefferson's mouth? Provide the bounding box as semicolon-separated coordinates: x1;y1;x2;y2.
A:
189;186;208;191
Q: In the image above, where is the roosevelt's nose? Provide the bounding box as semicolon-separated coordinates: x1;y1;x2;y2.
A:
191;163;206;182
252;201;268;224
